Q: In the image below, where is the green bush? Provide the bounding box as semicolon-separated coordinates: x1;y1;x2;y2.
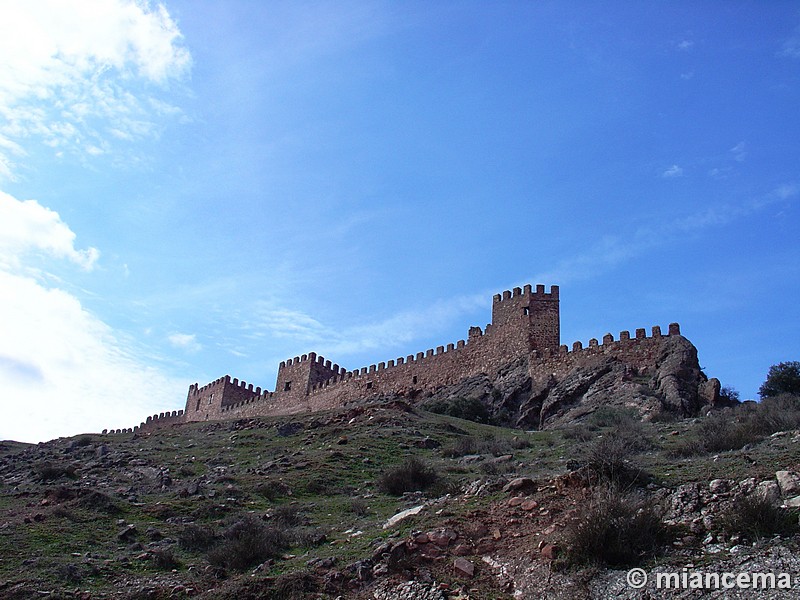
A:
759;361;800;398
563;487;669;567
377;457;438;496
423;396;491;424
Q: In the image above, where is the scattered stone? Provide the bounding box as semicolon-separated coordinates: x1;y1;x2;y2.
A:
776;471;800;497
427;528;458;547
502;477;536;494
383;505;424;529
756;480;782;505
540;543;559;560
508;496;525;507
117;524;137;542
708;479;731;494
785;496;800;508
520;499;538;511
373;579;446;600
453;557;475;577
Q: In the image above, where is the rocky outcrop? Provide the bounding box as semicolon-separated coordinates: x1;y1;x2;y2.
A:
424;335;714;429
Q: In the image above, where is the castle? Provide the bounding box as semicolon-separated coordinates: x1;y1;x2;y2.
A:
113;284;711;434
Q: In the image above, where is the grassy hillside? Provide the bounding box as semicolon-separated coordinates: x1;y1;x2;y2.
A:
1;397;798;599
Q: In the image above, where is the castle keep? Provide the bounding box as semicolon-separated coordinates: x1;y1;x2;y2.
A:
122;284;705;434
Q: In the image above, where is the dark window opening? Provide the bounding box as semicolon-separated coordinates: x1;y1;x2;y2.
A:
366;381;373;390
195;399;200;411
284;381;292;391
412;375;418;384
523;307;530;315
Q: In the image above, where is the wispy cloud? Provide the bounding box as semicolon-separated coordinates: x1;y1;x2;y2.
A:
0;0;191;176
168;332;202;353
730;141;747;162
677;40;694;51
779;25;800;59
662;164;684;178
774;183;799;200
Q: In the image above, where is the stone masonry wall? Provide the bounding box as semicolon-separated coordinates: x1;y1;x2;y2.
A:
182;284;561;422
156;285;690;428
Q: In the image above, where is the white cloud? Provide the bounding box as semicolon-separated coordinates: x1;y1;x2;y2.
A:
0;0;191;175
168;332;202;353
662;164;684;178
0;190;99;270
0;270;186;443
0;189;184;442
678;40;694;51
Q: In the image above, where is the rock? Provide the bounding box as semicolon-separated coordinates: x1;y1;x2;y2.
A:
502;477;536;494
117;524;137;542
756;480;782;505
541;543;559;560
784;495;800;508
520;499;538;511
453;557;475;577
383;505;424;529
373;579;446;600
459;454;483;464
427;528;457;547
775;471;800;497
490;454;513;464
508;496;525;507
709;479;731;494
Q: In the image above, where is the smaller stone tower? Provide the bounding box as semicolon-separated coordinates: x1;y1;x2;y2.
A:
274;352;346;405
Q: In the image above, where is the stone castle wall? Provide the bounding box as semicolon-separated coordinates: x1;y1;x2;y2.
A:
111;284;698;433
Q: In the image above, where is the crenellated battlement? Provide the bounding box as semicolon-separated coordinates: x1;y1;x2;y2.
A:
125;283;697;430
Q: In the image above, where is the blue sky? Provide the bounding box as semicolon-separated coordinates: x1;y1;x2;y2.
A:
1;1;798;443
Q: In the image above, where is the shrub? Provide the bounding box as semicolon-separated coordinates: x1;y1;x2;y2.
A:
34;462;76;482
665;436;706;458
151;548;182;571
441;435;515;458
206;516;288;572
697;410;759;452
719;386;740;404
561;424;594;442
178;524;216;552
255;479;290;501
350;497;368;517
271;504;304;528
563;487;669;567
587;406;639;428
717;493;798;542
750;394;800;435
75;490;121;514
423;396;491;424
581;435;645;488
377;457;438;496
759;361;800;398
